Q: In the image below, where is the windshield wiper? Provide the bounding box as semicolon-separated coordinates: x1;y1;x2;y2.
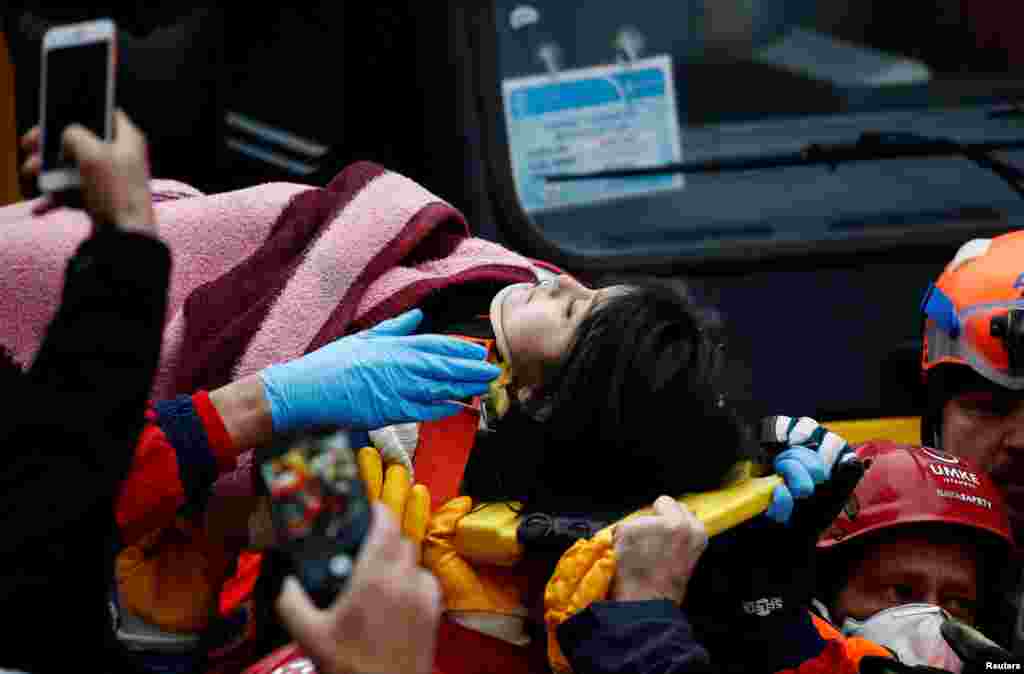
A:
544;132;1024;199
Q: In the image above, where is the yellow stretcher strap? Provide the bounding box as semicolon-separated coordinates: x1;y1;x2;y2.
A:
824;417;921;446
430;459;785;674
542;464;784;674
453;460;776;567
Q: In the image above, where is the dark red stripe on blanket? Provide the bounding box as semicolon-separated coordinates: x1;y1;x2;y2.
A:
173;162;387;394
308;202;473;351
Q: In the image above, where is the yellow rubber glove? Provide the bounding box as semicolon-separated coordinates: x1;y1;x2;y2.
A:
356;445;430;554
381;463;412;522
403;484;431;563
357;446;384;501
422;496;531;645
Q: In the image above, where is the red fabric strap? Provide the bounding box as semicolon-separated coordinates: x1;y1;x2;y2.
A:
413;336;492;511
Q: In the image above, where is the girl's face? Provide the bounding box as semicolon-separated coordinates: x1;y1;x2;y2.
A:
490;275;624;390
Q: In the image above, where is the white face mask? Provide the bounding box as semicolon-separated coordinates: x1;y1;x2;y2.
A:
489;282;534;366
841;603;964;673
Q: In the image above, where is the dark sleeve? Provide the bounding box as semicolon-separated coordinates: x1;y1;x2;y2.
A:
151;395;220;512
557;600;718;674
0;230;171;550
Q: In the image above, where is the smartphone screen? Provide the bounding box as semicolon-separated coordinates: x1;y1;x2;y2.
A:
261;431;372;608
42;41;111;172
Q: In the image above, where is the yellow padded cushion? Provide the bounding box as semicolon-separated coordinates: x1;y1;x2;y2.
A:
454;502;524;567
422;497;526;615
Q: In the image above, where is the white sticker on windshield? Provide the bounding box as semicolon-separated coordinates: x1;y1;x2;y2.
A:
509;5;540;31
502;54;684;213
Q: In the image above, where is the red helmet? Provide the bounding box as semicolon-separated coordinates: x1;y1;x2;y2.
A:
818;440;1014;552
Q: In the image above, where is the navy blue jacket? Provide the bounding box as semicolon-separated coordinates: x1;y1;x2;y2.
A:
558;600;717;674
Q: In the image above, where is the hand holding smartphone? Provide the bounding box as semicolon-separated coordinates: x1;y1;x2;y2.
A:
22;19;156;233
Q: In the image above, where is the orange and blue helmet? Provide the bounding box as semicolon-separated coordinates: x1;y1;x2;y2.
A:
921;231;1024;390
920;232;1024;445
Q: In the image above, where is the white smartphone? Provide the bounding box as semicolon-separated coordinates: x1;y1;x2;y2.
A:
38;19;117;193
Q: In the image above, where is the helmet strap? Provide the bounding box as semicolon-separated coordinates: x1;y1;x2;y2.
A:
991;307;1024;378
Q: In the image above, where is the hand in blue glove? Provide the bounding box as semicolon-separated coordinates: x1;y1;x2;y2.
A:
259;309;501;433
765;447;826;523
762;416;853;524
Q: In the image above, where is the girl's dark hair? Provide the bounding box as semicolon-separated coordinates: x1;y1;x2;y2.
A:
462;276;756;518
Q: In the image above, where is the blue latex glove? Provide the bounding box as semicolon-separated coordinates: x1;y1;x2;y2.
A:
765;447;826;523
762;416;853;524
259;309;501;433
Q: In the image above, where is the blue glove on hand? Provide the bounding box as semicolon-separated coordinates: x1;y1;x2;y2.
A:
766;447;826;524
762;416;853;524
259;309;502;433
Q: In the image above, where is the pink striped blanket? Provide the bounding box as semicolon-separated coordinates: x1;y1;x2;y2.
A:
0;162;538;401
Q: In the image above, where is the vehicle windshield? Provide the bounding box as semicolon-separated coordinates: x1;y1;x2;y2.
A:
492;1;1024;261
501;2;1023;126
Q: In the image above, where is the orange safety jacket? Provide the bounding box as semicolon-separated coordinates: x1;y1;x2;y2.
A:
786;614;894;674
